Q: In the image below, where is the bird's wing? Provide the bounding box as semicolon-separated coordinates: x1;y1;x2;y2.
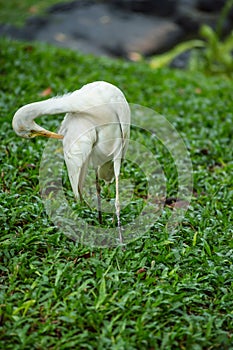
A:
63;129;96;198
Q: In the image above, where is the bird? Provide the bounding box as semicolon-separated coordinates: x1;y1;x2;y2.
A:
12;81;131;245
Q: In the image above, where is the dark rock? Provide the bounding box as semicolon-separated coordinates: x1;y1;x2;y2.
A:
32;3;184;57
170;50;192;68
197;0;226;13
48;0;93;13
23;17;49;40
0;23;18;38
179;0;198;5
176;5;219;33
110;0;177;16
124;21;183;55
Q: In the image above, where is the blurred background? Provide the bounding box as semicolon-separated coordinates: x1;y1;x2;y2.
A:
1;0;233;67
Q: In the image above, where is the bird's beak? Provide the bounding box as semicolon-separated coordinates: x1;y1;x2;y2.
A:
32;130;64;139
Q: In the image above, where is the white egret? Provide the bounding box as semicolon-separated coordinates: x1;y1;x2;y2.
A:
12;81;131;244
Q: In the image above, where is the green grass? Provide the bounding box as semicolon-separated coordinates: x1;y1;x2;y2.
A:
0;0;72;26
0;37;233;349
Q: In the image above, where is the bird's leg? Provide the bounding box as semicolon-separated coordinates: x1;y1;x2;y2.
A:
95;170;102;225
115;175;124;246
78;187;85;203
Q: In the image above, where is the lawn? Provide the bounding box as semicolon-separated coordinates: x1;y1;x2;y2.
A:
0;36;233;349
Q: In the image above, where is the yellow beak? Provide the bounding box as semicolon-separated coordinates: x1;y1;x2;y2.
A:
33;130;64;139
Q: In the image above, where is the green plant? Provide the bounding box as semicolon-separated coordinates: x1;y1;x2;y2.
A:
189;23;233;73
150;0;233;74
149;40;205;69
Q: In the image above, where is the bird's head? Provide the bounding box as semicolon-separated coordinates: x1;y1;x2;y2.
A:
12;105;63;139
